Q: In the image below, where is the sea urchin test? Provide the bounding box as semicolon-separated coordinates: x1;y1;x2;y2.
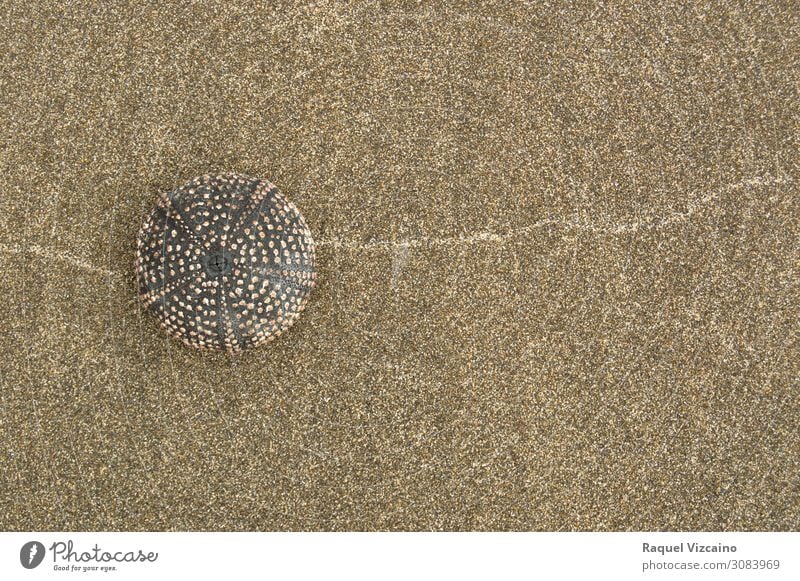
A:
136;173;316;353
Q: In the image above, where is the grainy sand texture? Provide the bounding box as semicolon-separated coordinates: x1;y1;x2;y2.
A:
0;1;798;530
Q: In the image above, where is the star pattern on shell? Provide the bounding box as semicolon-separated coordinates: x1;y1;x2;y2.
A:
135;173;317;354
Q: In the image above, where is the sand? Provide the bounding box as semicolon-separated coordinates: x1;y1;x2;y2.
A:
0;1;797;530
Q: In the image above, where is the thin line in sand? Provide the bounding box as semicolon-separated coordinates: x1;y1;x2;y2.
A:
0;174;791;277
0;242;117;278
315;174;793;250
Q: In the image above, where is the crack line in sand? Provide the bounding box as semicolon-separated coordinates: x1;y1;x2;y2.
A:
0;174;792;276
0;242;117;278
315;174;792;250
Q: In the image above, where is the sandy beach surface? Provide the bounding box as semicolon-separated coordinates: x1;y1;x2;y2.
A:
0;1;797;530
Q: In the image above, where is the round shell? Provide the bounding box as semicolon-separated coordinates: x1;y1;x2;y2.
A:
135;173;317;354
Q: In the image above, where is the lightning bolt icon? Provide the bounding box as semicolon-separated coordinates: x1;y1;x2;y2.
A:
28;544;38;565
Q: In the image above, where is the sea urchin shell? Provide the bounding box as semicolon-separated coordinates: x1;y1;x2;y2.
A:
135;173;316;354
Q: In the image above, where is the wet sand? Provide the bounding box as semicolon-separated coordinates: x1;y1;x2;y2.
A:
0;1;797;530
